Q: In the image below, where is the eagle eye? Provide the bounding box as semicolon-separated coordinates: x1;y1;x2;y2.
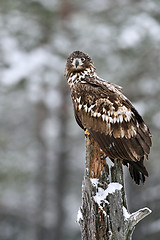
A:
70;57;73;63
81;57;85;63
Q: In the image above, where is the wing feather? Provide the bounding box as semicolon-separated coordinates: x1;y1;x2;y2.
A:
71;78;152;164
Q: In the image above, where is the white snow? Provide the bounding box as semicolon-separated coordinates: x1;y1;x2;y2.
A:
123;206;131;219
92;182;122;214
119;27;141;48
0;34;64;87
90;178;99;188
119;13;160;48
1;48;59;86
77;209;83;222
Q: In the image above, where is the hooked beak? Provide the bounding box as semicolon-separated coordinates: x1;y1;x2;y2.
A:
75;58;79;68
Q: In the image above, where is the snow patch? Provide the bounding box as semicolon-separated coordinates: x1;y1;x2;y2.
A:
1;42;63;86
119;27;141;48
90;178;99;188
92;182;122;215
77;209;83;222
123;206;130;219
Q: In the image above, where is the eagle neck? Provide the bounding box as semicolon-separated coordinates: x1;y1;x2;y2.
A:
67;67;97;87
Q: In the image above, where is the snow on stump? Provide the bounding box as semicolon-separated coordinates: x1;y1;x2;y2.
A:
77;135;151;240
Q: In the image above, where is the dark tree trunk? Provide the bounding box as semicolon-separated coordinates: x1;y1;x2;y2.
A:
54;81;69;240
35;100;49;240
78;135;151;240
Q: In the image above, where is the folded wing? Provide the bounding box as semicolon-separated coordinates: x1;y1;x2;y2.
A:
72;79;152;184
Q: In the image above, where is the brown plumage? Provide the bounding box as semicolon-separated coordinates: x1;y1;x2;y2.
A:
65;50;152;185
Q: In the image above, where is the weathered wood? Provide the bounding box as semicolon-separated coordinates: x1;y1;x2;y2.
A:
77;135;151;240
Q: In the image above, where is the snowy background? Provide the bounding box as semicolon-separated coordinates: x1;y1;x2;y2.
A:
0;0;160;239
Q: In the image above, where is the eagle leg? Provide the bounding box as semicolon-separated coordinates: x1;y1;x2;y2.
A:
85;129;90;137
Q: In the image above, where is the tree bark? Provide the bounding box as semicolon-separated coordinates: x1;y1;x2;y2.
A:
77;135;151;240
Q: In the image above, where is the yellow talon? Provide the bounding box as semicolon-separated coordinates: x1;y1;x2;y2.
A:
85;129;90;137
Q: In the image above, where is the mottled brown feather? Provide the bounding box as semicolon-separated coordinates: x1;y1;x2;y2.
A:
66;50;152;184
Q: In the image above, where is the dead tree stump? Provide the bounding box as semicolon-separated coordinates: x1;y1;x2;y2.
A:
77;135;151;240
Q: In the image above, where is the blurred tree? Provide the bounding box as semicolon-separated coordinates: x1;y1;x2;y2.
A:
34;99;49;240
0;0;160;240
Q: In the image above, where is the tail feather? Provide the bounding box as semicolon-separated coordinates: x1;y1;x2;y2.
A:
123;158;148;185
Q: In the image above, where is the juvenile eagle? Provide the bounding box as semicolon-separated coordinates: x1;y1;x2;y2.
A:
65;50;152;185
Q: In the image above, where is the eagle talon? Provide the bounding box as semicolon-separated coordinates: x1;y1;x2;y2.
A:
85;129;90;137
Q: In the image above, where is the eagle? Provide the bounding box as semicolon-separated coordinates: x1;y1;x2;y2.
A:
65;50;152;185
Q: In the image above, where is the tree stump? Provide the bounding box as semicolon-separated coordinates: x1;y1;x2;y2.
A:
77;135;151;240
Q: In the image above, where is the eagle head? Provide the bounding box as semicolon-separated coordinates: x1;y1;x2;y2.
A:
65;50;95;78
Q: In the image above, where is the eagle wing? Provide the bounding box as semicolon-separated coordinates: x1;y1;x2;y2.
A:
71;77;152;183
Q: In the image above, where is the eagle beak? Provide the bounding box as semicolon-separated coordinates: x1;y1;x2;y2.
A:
75;58;79;68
